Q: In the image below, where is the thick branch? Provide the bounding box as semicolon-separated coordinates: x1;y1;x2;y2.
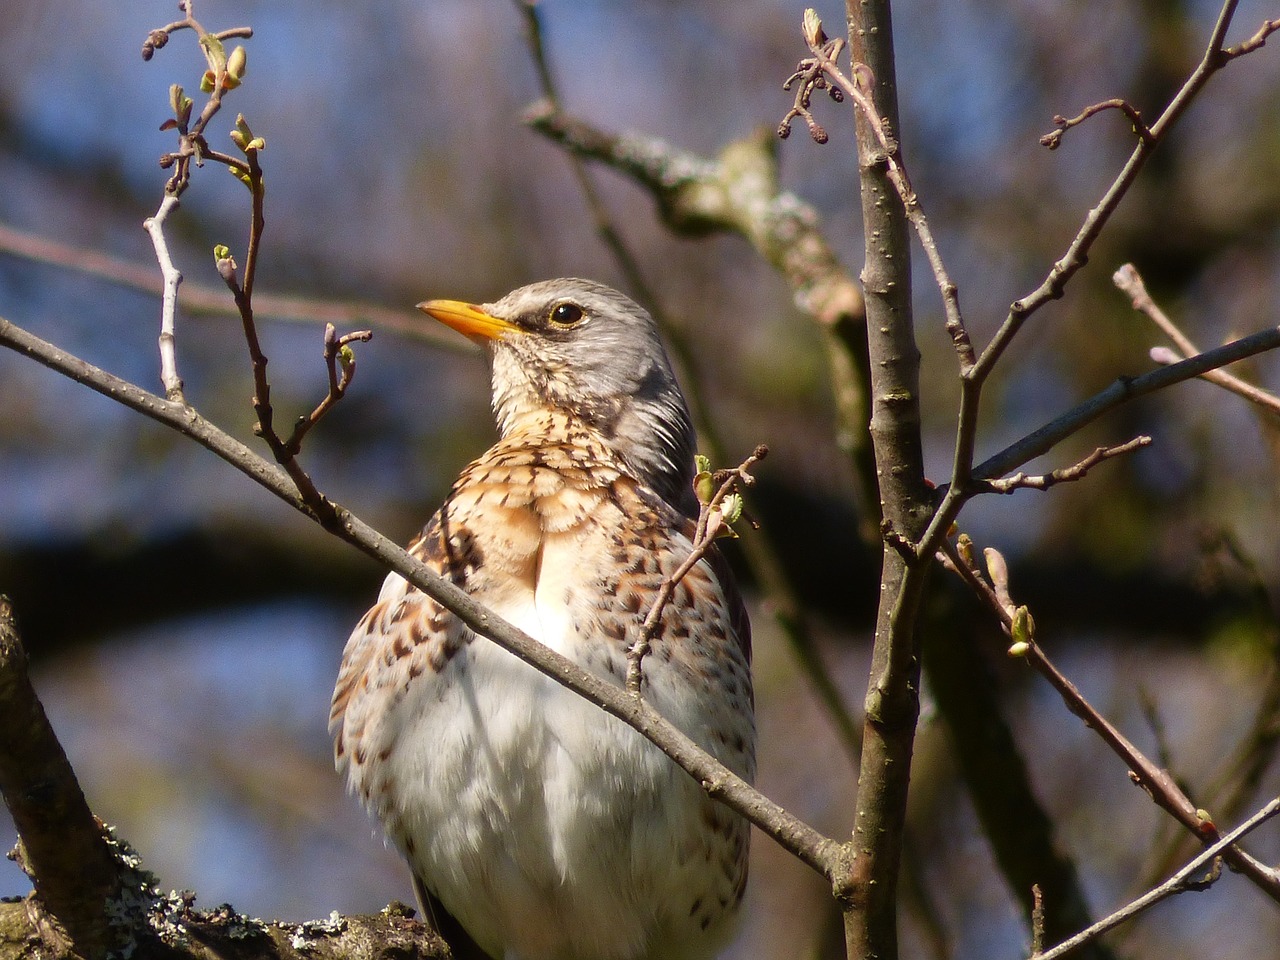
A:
0;600;124;960
841;3;933;959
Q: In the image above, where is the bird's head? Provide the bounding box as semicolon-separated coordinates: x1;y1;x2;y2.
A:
418;279;697;512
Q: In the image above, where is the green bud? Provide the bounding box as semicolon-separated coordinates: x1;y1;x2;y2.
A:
338;344;356;371
1011;605;1035;645
802;8;827;47
227;45;247;82
719;492;743;525
212;244;232;263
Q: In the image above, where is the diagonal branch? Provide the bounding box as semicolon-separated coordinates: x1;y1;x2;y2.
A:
1034;796;1280;960
0;312;843;886
0;221;465;350
937;540;1280;901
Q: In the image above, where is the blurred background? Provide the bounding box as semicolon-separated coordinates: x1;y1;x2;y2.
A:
1;1;1279;958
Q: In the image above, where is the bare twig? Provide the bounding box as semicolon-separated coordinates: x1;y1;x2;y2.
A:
937;540;1280;901
784;27;974;370
0;312;844;885
1040;99;1155;151
915;1;1280;563
980;436;1152;494
1032;797;1280;960
1222;16;1280;58
626;447;766;695
1114;263;1280;416
283;325;374;458
141;195;186;401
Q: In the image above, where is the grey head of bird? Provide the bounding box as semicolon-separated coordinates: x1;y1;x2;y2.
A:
418;278;698;514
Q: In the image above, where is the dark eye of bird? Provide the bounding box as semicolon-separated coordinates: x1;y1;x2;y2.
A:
548;302;584;327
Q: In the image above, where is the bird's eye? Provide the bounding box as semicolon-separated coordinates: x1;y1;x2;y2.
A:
548;302;585;327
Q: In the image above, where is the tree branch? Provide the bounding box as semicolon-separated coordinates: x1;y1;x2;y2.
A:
938;541;1280;902
1032;796;1280;960
0;599;125;960
0;313;843;886
0;221;465;351
835;3;935;958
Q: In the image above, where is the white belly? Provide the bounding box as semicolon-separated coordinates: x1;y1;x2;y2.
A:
379;631;735;960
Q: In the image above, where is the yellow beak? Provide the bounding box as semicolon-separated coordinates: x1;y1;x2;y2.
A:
416;299;523;343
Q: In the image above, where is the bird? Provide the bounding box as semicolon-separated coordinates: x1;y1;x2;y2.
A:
329;279;756;960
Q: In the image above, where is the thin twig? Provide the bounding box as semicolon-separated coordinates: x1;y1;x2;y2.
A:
1222;16;1280;59
1040;99;1155;151
1114;263;1280;416
937;539;1280;901
784;29;974;370
142;194;186;402
1032;797;1280;960
283;325;374;458
626;447;766;696
980;436;1152;494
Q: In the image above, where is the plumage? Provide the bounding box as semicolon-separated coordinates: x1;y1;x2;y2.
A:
330;280;755;960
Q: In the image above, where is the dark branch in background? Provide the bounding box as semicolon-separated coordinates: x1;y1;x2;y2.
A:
971;322;1280;484
518;1;869;766
0;222;465;350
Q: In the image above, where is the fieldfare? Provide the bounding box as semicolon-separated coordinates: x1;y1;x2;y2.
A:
330;279;755;960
